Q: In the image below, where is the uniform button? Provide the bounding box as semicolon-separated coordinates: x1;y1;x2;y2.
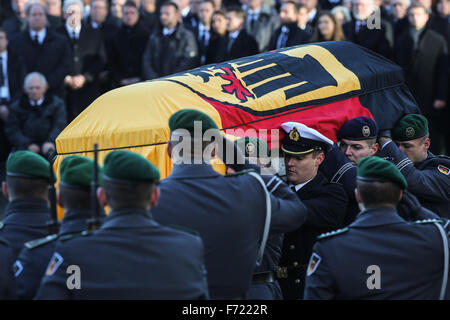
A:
295;279;301;284
293;262;299;267
289;245;295;250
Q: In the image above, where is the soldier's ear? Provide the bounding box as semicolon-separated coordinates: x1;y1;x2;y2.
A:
149;187;160;209
398;189;403;202
97;187;108;208
1;181;9;201
355;188;361;203
167;142;173;158
56;189;64;208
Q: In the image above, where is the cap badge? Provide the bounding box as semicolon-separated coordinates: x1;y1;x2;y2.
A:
289;127;300;142
362;125;371;138
405;127;415;138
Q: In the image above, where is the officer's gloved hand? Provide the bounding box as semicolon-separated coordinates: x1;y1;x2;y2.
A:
397;190;439;221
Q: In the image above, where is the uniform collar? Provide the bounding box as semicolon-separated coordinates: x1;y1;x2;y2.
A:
168;163;221;180
100;208;157;230
29;28;47;44
350;207;406;228
3;198;50;225
59;209;93;235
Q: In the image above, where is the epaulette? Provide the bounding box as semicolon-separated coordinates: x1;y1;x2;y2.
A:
59;230;94;242
412;219;443;225
224;169;257;177
317;227;349;240
0;236;10;247
25;234;59;250
0;221;4;231
168;224;200;236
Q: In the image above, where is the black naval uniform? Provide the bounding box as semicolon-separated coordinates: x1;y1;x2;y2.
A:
14;209;93;299
0;199;50;261
278;171;348;300
378;141;450;218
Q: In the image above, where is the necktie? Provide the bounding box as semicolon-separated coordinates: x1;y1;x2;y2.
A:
0;57;4;87
355;20;366;33
277;29;288;49
250;14;256;30
72;30;77;40
34;34;39;45
227;35;235;53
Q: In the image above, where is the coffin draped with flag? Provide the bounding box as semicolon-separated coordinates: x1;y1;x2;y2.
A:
55;41;420;178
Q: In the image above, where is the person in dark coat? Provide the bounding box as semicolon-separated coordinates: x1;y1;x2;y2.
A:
4;72;66;155
390;0;410;41
193;0;215;65
205;9;228;64
142;1;199;80
224;7;259;61
244;0;280;52
0;237;16;299
277;122;348;300
394;3;448;154
35;150;209;300
343;0;393;58
14;155;104;300
304;156;450;300
109;1;150;87
57;0;106;121
0;151;51;261
378;114;450;219
9;2;72;99
152;110;308;299
1;0;27;40
139;0;161;32
269;1;311;50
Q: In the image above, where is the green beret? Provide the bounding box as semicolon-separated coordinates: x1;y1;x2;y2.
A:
392;114;428;141
169;109;218;134
235;137;270;158
103;150;160;183
60;155;103;189
6;151;50;180
357;156;408;189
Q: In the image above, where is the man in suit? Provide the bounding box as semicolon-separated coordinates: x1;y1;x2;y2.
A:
394;3;448;154
58;0;106;121
194;0;214;65
142;1;199;80
152;109;308;299
244;0;280;52
277;122;348;300
0;151;51;261
343;0;393;58
304;156;450;299
14;155;104;299
225;7;259;60
378;114;450;218
8;2;72;99
2;0;27;39
269;1;311;50
36;150;209;299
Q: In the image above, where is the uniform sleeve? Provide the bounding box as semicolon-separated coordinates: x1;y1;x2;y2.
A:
303;242;336;300
303;184;348;229
15;248;47;300
378;142;450;202
264;175;308;233
34;249;71;300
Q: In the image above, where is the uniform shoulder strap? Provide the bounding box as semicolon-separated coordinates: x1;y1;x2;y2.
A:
168;224;200;237
224;169;257;177
412;218;443;225
317;227;349;240
59;230;94;242
25;234;59;250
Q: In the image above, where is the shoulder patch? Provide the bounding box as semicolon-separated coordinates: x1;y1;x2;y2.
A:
25;234;59;250
13;260;24;277
45;252;64;276
59;230;94;242
413;218;443;225
168;224;200;237
317;227;349;240
438;165;449;176
306;253;322;276
225;169;257;177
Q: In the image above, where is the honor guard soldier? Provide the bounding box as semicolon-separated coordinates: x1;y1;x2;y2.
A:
0;151;51;260
152;110;307;299
320;117;380;225
14;155;104;299
304;156;450;299
277;122;348;300
36;150;209;299
378;114;450;218
235;137;307;300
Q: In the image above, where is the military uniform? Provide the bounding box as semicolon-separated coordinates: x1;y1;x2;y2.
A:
14;209;93;299
378;143;450;218
277;122;348;300
304;208;450;299
36;150;209;299
0;236;16;299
